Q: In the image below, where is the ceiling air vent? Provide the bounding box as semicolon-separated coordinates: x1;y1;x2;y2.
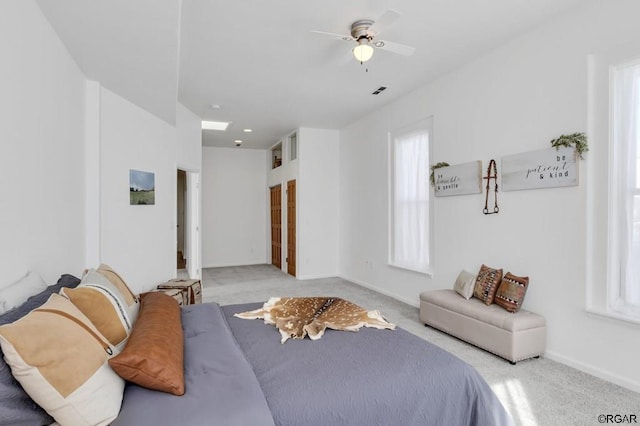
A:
372;86;387;95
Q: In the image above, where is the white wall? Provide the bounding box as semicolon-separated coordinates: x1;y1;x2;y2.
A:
98;88;178;292
0;1;202;294
175;104;203;277
339;0;640;392
263;128;339;279
202;147;268;267
298;128;340;279
176;104;202;172
0;0;86;285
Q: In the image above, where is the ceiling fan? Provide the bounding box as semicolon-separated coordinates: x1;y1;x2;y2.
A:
311;10;416;64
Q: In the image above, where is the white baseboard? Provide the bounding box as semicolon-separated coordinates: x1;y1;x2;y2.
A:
296;273;340;280
545;350;640;393
202;261;269;269
339;274;420;308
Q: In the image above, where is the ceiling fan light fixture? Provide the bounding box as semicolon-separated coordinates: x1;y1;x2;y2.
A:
353;40;374;63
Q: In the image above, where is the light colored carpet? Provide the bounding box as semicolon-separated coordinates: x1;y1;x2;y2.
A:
201;264;640;426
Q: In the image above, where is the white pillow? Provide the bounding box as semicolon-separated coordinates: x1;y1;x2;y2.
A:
0;271;48;314
0;270;28;291
453;270;476;299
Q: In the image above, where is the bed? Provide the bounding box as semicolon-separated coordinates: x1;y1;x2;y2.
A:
114;302;513;426
1;276;513;426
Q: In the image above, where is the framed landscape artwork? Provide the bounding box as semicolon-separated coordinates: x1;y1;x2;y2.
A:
129;169;155;205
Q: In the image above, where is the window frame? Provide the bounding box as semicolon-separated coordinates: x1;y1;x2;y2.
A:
607;58;640;321
387;117;434;276
587;46;640;326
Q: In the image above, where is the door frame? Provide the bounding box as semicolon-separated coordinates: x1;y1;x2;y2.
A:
176;165;201;280
269;184;282;269
286;179;296;277
176;170;187;265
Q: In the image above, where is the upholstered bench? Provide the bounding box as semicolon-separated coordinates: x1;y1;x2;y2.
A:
419;289;546;364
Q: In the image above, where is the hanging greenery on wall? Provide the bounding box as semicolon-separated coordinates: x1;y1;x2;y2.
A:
429;162;450;187
550;132;588;160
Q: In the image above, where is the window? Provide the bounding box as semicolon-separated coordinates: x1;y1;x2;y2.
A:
271;141;282;169
389;118;433;274
609;60;640;319
289;132;297;161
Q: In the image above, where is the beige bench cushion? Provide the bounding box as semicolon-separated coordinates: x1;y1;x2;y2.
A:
420;289;545;332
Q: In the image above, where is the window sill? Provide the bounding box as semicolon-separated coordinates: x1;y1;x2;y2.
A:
585;307;640;327
389;263;433;278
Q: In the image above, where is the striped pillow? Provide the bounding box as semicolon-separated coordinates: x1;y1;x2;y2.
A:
0;294;123;426
61;269;137;350
96;264;139;311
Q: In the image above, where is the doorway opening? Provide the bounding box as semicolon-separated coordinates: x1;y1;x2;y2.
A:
176;168;201;279
177;170;187;270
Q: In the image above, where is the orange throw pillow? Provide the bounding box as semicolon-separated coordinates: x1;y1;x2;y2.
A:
108;292;184;395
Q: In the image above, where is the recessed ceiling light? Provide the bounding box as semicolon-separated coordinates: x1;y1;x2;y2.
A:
234;140;243;143
202;120;230;131
209;104;221;109
243;129;252;133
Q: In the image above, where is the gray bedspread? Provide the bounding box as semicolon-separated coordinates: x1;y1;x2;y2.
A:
222;302;514;426
114;302;513;426
112;303;274;426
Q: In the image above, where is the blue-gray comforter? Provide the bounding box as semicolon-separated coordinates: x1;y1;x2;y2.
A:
114;302;514;426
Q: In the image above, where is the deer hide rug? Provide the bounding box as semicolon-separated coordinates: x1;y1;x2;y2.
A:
234;297;396;344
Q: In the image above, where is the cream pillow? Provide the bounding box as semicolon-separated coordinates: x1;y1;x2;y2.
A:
0;294;123;426
453;270;476;299
60;270;135;351
0;271;48;314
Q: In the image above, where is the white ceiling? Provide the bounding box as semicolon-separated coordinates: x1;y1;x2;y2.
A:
36;0;588;149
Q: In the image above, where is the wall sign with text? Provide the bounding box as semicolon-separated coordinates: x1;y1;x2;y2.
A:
501;147;578;191
434;160;482;197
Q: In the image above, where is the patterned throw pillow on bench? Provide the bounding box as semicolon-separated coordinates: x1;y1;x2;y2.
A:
494;272;529;313
473;264;503;305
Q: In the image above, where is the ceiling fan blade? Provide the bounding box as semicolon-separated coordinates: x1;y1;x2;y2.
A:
375;39;415;56
369;9;401;36
310;30;354;42
334;48;356;67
